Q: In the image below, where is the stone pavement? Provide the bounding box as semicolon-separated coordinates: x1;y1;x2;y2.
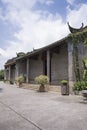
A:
0;81;87;130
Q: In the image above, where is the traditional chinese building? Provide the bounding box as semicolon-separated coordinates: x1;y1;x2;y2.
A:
4;23;87;93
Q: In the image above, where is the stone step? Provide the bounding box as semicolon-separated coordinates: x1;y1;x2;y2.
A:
22;83;61;92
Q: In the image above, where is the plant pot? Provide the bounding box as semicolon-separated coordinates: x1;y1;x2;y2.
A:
61;85;69;95
38;84;46;92
82;90;87;98
19;83;22;87
73;90;79;95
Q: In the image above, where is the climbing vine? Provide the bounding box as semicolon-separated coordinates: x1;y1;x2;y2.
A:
83;58;87;81
68;28;87;45
74;46;81;81
67;28;87;81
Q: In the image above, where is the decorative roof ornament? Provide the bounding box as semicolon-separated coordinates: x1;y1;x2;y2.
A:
67;22;84;33
16;52;25;57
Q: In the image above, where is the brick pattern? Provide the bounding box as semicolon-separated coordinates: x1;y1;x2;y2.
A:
29;56;43;83
51;44;68;84
74;43;87;80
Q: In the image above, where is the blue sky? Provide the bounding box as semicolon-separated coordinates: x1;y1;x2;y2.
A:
0;0;87;69
34;0;67;18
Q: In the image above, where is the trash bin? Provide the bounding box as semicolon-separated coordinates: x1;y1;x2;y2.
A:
61;85;69;95
61;80;69;95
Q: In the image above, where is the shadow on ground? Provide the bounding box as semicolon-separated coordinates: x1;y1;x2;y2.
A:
52;95;87;104
0;88;3;93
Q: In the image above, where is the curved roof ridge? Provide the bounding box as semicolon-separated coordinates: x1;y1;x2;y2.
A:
67;22;85;33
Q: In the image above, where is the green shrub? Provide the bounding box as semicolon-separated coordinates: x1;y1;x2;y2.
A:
73;81;87;91
61;80;68;85
82;85;87;90
73;81;84;91
17;76;24;87
0;69;4;81
35;75;49;85
82;81;87;90
35;75;49;92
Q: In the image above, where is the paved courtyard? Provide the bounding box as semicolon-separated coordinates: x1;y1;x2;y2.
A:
0;82;87;130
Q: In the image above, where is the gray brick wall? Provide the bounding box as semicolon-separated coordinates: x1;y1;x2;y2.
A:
10;65;16;81
51;44;68;85
74;43;87;80
29;55;43;83
16;60;27;81
5;70;9;80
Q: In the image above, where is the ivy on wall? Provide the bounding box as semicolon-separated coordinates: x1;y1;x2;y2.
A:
83;58;87;81
67;28;87;81
67;28;87;45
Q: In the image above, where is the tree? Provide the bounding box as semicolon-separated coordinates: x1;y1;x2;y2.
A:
0;69;4;80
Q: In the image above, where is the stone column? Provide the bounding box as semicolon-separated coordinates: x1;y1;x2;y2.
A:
4;68;6;80
9;65;11;80
16;62;19;78
68;42;74;94
47;50;51;82
26;58;29;83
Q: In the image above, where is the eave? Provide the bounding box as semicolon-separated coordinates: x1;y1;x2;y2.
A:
15;36;67;61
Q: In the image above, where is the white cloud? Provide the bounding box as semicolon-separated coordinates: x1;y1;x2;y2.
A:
67;4;87;27
0;0;69;70
0;0;87;70
66;0;76;5
46;0;54;5
0;48;7;57
1;0;38;10
0;48;8;69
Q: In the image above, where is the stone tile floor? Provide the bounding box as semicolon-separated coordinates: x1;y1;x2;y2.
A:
0;81;87;130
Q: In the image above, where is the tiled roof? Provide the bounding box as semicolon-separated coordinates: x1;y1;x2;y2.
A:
67;22;87;33
5;57;16;66
15;36;67;60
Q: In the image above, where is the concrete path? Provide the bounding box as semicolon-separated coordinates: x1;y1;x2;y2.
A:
0;82;87;130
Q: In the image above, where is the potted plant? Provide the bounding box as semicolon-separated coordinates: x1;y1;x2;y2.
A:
73;81;83;95
17;76;24;87
9;80;14;85
35;75;49;92
61;80;68;85
61;80;69;95
81;82;87;98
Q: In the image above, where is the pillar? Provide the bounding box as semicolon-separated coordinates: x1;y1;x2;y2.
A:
68;42;74;93
16;62;19;78
9;65;11;80
47;50;51;82
4;68;6;80
26;58;29;83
